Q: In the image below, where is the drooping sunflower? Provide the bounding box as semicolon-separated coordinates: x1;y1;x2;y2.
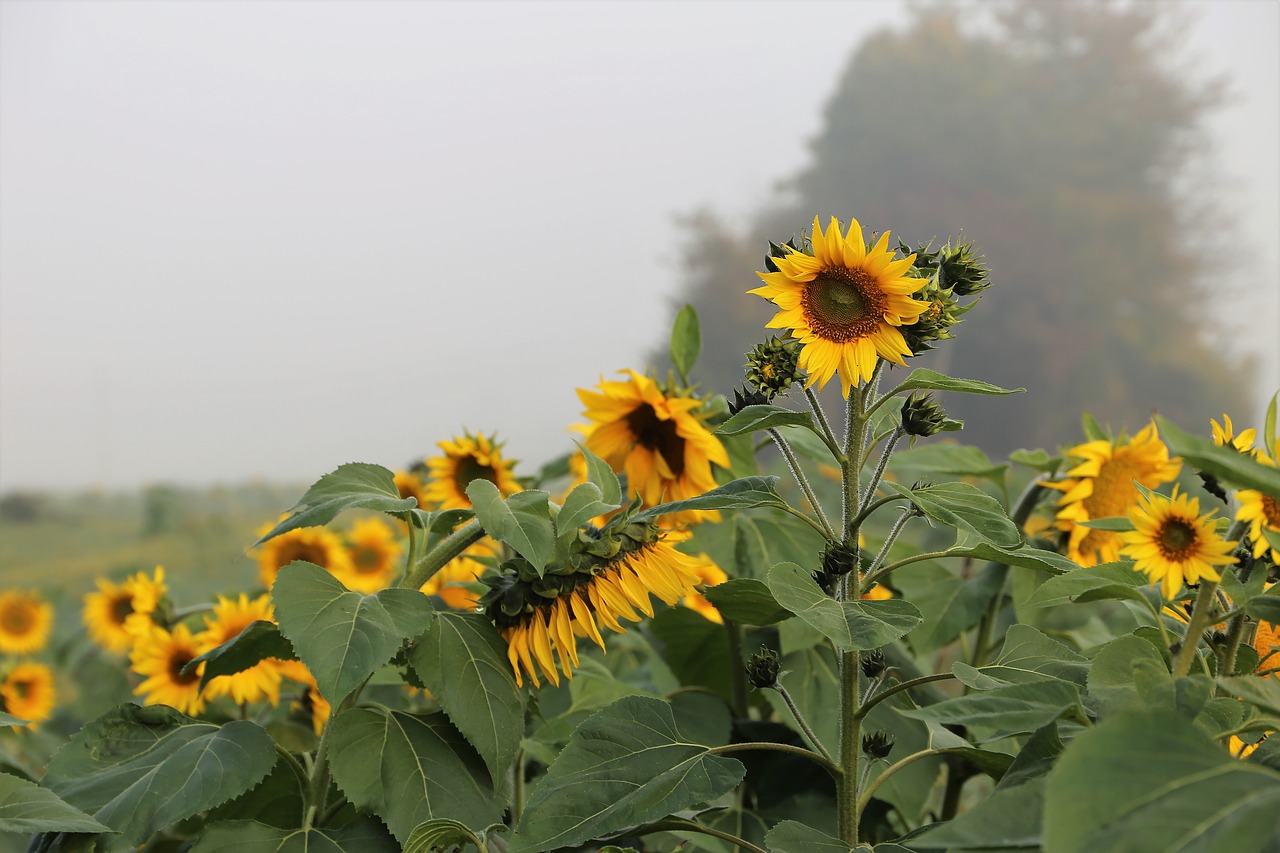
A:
129;623;210;716
1119;488;1237;601
749;216;929;397
335;517;404;593
484;523;708;688
254;523;353;589
0;590;53;655
0;662;57;728
424;431;522;511
578;370;729;520
83;567;168;654
1044;423;1182;567
197;594;282;706
679;554;728;623
420;539;496;610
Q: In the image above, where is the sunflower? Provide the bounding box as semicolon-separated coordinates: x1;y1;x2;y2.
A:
420;539;495;610
1235;451;1280;565
578;370;729;521
1211;414;1258;455
0;591;53;655
424;431;522;511
749;216;929;397
254;523;353;589
679;554;728;623
485;524;708;688
129;623;210;716
0;662;57;728
1255;619;1279;676
1044;423;1182;567
1229;734;1269;759
196;594;282;706
334;517;404;593
277;662;331;735
1119;488;1237;601
394;469;430;507
83;567;168;654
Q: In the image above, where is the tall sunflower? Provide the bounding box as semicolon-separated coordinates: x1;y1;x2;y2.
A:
254;523;353;589
484;522;707;688
129;623;210;716
749;216;929;397
1044;423;1182;567
83;567;168;654
0;590;53;655
336;517;403;593
578;370;729;521
0;662;57;728
197;594;282;706
425;431;522;511
420;539;495;610
1119;488;1237;601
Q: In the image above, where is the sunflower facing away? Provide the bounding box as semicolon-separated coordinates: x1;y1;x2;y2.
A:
197;593;282;706
0;590;53;655
129;623;209;716
83;567;168;654
254;523;353;589
1119;488;1237;601
336;517;404;593
1044;423;1182;567
578;370;729;520
425;431;522;511
0;662;57;728
749;216;929;397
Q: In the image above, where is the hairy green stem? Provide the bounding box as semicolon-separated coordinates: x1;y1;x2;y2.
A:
863;550;953;589
866;507;915;578
805;386;843;460
707;741;842;778
769;428;836;540
855;672;958;721
853;494;904;527
776;683;836;765
857;748;944;814
860;426;903;515
1174;580;1221;678
645;818;771;853
402;518;485;590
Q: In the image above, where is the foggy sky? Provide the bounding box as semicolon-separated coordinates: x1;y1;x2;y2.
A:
1;0;1276;492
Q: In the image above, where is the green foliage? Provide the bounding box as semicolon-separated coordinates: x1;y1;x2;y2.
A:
466;482;555;575
254;463;416;545
670;304;702;383
190;819;399;852
717;405;821;438
636;476;788;520
884;482;1021;548
767;562;922;652
765;821;853;853
189;620;297;691
0;775;109;835
702;578;792;625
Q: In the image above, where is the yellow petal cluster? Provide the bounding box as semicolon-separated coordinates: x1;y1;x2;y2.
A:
1119;488;1237;601
83;567;167;654
0;662;57;728
425;431;522;511
0;590;53;655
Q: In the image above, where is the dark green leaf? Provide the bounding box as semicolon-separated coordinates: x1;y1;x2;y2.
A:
765;821;852;853
467;481;555;574
887;444;1008;488
890;368;1023;397
1157;415;1280;495
190;818;399;852
670;304;701;380
885;482;1022;548
1086;634;1169;717
958;624;1090;689
767;563;922;652
510;697;745;853
0;773;110;834
636;476;788;521
717;405;818;437
649;607;733;702
328;708;502;844
702;578;792;625
897;562;1004;653
996;723;1063;789
188;620;297;691
910;777;1045;850
1247;588;1280;623
946;539;1079;576
254;463;415;545
729;511;828;581
1022;562;1147;609
898;681;1081;742
272;562;434;703
576;441;622;508
1217;676;1280;717
401;818;490;853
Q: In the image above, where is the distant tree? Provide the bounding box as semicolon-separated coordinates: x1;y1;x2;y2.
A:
659;0;1252;455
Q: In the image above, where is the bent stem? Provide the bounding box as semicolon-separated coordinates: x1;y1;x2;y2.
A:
645;818;770;853
402;518;485;590
857;748;944;815
708;741;842;778
775;683;836;765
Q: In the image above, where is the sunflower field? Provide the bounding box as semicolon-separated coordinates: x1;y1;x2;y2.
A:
3;215;1280;852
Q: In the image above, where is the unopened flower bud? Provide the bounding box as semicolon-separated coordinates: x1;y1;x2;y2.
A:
939;240;990;296
862;731;895;760
746;647;781;689
728;386;770;416
744;337;804;400
861;648;886;679
901;393;946;438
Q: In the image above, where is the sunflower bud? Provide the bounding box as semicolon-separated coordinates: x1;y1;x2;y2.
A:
938;239;990;296
897;238;986;355
746;647;782;689
729;386;770;416
901;393;946;438
861;648;887;679
862;731;895;760
744;337;804;400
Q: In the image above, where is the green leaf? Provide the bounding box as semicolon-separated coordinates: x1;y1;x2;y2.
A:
272;562;434;703
1246;587;1280;624
467;481;555;574
328;707;502;844
767;562;922;652
1075;516;1133;531
728;511;829;581
898;681;1081;742
510;696;745;853
0;773;111;835
960;624;1090;689
890;368;1023;398
1086;634;1169;717
43;704;275;848
887;444;1008;488
1008;448;1062;474
188;620;297;691
254;463;416;545
774;424;838;466
997;723;1064;789
717;405;818;437
765;821;853;853
407;612;524;790
1080;411;1107;442
702;578;792;625
576;441;622;506
1021;562;1147;609
0;711;28;727
1217;676;1280;717
910;777;1045;850
402;819;492;853
636;476;788;521
1157;415;1280;495
670;303;701;380
649;607;733;702
1044;711;1280;852
191;819;399;852
896;562;1004;652
556;482;616;545
885;482;1022;548
947;540;1079;576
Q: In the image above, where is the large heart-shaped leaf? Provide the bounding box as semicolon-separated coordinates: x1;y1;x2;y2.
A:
254;463;416;545
467;481;555;574
635;476;788;521
885;482;1021;548
0;773;110;835
272;562;434;703
510;696;746;852
190;818;399;851
43;704;275;849
767;562;922;652
898;681;1081;743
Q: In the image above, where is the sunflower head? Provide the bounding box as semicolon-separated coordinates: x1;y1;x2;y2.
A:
254;523;353;589
425;431;522;511
0;590;53;656
0;662;57;729
750;216;929;398
1212;414;1258;455
336;517;403;593
394;470;430;507
1119;487;1237;601
197;593;282;706
129;623;210;717
1235;453;1280;565
82;567;168;654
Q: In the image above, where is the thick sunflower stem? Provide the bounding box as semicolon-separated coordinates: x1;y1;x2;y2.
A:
1174;580;1221;678
402;519;485;590
769;428;836;541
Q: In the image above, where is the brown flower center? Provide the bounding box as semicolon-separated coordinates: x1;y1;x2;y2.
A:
168;649;202;686
454;455;500;496
1157;518;1198;562
801;269;884;342
1083;456;1144;519
1262;495;1280;527
624;403;686;478
110;593;136;626
0;602;34;635
276;541;330;569
352;545;385;574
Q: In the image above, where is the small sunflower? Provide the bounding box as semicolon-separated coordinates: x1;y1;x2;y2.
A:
420;539;495;610
83;567;168;654
1119;488;1237;601
394;469;430;507
0;662;57;728
197;594;282;706
1211;414;1258;455
0;590;53;655
424;432;522;511
1229;734;1269;759
1044;423;1182;567
578;370;729;521
1235;453;1280;565
254;523;353;589
129;623;210;716
749;216;929;397
335;517;403;593
679;555;728;623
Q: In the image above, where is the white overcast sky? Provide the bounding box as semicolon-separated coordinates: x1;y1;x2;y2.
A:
1;0;1277;492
